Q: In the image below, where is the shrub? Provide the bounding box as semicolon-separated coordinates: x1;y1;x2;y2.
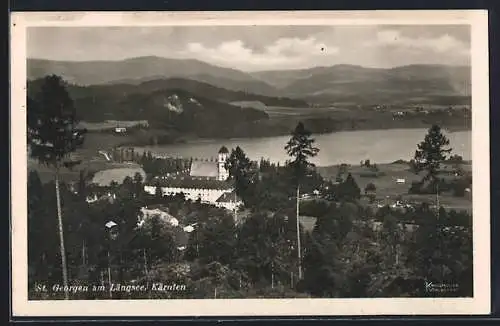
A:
409;159;418;172
365;182;376;194
359;172;378;178
300;200;331;217
448;154;464;163
409;181;423;194
451;178;470;197
359;171;385;178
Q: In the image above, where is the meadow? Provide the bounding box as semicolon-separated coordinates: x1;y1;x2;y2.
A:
78;120;149;131
316;161;472;212
28;131;142;184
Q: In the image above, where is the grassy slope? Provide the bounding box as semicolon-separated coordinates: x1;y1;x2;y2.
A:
316;162;472;212
28;132;141;184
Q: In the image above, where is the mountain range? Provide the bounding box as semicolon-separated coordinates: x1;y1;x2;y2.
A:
28;57;279;96
28;56;471;105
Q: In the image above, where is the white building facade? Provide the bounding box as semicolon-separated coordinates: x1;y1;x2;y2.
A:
144;146;242;210
144;184;231;203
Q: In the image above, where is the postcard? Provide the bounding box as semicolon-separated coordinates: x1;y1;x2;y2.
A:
11;10;490;317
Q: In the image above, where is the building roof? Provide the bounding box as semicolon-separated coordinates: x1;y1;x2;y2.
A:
218;146;229;154
151;176;233;190
216;191;241;203
190;160;218;178
139;207;179;227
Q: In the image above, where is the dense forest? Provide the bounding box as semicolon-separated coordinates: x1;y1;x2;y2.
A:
27;77;307;121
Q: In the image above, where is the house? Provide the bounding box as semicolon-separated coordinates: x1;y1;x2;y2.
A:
114;127;127;133
215;191;242;211
86;192;116;204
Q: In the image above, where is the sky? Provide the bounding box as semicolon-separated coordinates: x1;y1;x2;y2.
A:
27;25;470;71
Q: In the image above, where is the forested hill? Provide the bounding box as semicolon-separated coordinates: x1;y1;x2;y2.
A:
253;64;471;106
61;78;309;108
27;56;280;96
27;78;270;138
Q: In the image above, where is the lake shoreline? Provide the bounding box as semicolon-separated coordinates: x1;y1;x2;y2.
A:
125;128;471;167
120;124;472;148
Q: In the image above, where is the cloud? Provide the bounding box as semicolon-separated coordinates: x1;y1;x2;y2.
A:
367;29;469;56
27;26;471;70
183;37;339;70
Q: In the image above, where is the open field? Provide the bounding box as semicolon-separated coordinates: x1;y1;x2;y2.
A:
28;129;180;184
316;162;472;212
299;215;318;232
28;132;142;184
28;158;142;184
230;101;350;118
264;106;352;118
231;101;471;136
74;132;136;160
78;120;149;131
92;167;146;186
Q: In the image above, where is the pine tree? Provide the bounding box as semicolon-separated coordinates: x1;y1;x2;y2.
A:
337;173;361;202
133;172;144;199
27;75;86;299
155;182;163;200
77;170;87;201
365;182;376;194
225;146;255;206
413;125;452;189
28;170;43;210
285;122;320;280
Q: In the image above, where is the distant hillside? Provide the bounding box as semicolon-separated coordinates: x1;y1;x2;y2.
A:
27;78;269;138
28;56;471;106
67;78;307;108
252;64;471;105
27;56;280;96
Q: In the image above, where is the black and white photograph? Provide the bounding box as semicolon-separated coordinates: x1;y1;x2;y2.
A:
11;11;490;316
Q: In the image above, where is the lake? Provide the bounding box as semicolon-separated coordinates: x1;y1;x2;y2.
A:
134;128;471;167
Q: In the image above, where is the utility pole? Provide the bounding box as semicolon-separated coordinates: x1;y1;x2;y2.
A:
144;248;152;299
55;169;69;300
436;183;440;219
105;221;118;299
108;250;112;299
143;248;148;277
271;262;275;289
296;185;303;280
82;239;86;266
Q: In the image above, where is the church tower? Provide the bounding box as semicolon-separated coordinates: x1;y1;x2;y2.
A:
218;146;229;181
